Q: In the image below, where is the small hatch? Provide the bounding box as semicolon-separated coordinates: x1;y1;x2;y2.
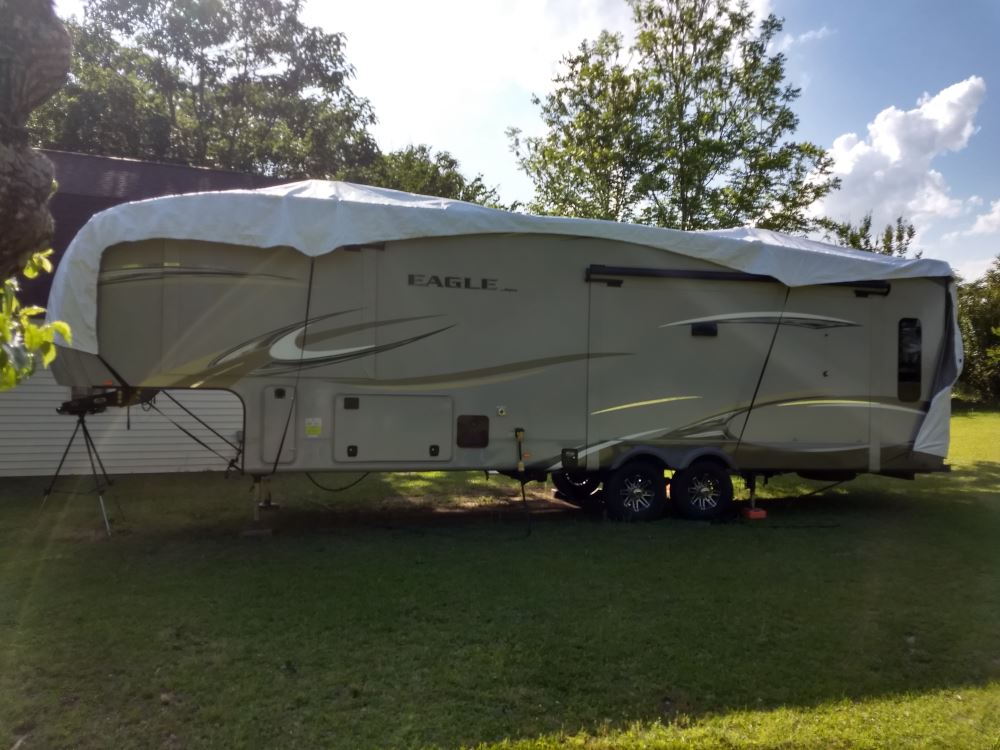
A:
457;415;489;448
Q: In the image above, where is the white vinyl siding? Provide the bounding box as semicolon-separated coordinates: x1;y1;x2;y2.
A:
0;370;242;477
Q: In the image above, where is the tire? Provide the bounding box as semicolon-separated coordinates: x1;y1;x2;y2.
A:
604;460;667;522
551;470;602;507
670;461;733;520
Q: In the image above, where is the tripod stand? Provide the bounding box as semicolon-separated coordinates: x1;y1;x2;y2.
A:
42;410;117;536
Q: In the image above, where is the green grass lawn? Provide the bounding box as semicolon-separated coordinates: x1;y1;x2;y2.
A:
2;412;999;749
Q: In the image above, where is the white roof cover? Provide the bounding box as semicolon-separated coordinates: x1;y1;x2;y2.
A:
49;180;952;354
49;179;954;356
48;179;961;457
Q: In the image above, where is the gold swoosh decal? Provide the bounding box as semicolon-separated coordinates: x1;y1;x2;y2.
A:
591;395;701;415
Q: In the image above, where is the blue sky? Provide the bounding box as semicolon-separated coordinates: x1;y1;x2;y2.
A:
779;0;1000;278
55;0;999;278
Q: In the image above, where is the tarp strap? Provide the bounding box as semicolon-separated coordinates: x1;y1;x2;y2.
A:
147;400;239;469
161;390;242;453
269;257;316;475
736;286;791;448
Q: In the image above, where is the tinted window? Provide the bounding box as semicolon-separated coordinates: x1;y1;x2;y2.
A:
898;318;921;402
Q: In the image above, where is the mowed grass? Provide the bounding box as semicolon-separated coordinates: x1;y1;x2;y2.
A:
1;412;998;749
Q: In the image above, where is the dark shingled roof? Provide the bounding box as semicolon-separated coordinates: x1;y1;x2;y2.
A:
25;150;284;306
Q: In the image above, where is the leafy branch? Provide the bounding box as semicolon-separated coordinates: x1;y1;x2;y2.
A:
1;250;71;390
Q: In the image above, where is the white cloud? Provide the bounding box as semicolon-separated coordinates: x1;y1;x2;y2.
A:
745;0;774;25
956;256;996;281
774;25;832;54
303;0;634;134
813;76;987;233
958;198;1000;237
302;0;634;201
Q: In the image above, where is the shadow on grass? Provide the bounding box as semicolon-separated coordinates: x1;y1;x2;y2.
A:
1;463;999;749
0;470;580;542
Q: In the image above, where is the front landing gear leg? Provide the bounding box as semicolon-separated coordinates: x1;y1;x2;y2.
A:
250;475;276;524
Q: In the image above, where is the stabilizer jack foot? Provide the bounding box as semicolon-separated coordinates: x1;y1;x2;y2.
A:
742;474;767;520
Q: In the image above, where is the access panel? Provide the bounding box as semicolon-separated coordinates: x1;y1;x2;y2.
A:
333;394;453;462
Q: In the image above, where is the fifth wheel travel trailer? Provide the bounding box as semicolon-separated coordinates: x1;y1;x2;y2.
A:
47;181;962;521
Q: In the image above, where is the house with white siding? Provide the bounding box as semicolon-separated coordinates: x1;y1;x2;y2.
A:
0;371;243;477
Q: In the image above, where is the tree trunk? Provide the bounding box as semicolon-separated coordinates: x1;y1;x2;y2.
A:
0;0;71;280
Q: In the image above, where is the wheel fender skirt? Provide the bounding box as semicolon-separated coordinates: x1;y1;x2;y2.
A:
610;446;736;473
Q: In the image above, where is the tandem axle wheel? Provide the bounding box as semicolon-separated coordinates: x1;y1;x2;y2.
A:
551;460;741;522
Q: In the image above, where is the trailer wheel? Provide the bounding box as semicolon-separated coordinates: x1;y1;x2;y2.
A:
551;471;602;507
671;462;733;520
604;461;667;522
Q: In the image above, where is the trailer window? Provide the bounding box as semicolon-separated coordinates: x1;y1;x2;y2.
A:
898;318;921;402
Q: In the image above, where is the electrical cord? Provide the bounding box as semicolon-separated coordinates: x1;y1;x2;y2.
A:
790;479;849;500
729;479;850;528
306;472;369;493
518;479;532;537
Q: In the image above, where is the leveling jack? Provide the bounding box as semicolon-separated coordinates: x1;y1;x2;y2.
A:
741;474;767;520
251;475;278;520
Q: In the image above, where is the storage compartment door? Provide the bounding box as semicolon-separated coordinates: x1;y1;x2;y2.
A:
334;395;453;462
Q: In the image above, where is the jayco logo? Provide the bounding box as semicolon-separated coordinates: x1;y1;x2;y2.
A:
408;274;514;292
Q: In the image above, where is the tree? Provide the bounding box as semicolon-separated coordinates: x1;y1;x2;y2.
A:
363;144;507;207
818;213;921;257
958;256;1000;403
1;0;73;390
31;0;378;179
29;20;172;161
507;32;651;220
510;0;838;231
1;0;71;280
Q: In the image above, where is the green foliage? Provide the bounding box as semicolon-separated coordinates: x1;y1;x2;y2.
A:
819;212;921;257
28;20;165;159
958;255;1000;402
510;0;839;231
1;250;71;390
507;32;652;220
30;0;378;178
362;144;509;208
631;0;838;232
